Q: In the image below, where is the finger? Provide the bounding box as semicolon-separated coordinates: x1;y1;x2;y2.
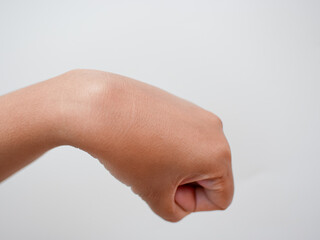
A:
174;176;234;213
194;186;223;211
196;177;234;211
175;185;196;212
174;182;223;213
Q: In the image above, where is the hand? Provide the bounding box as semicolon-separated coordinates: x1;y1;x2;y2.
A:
60;70;234;222
0;69;234;222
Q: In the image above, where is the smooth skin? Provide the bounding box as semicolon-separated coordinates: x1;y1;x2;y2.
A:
0;69;234;222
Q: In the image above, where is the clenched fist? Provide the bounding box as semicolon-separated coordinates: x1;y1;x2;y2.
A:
0;69;234;222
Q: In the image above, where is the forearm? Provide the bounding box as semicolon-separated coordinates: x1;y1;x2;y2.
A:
0;80;61;181
0;70;111;182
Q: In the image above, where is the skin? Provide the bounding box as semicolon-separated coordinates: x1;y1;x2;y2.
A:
0;69;234;222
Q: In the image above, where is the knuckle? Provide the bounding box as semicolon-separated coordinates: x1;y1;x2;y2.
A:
200;115;230;166
207;142;231;168
217;143;231;161
206;111;223;129
214;115;223;129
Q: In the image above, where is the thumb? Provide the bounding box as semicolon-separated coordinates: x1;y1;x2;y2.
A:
175;184;196;212
175;178;233;212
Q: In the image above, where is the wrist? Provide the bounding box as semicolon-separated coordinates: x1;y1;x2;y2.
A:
51;69;115;151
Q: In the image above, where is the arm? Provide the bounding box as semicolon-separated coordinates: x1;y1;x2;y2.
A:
0;69;234;222
0;79;61;181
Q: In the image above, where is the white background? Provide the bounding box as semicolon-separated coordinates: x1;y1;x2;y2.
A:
0;0;319;239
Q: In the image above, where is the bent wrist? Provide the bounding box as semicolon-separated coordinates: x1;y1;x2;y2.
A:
51;69;115;151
